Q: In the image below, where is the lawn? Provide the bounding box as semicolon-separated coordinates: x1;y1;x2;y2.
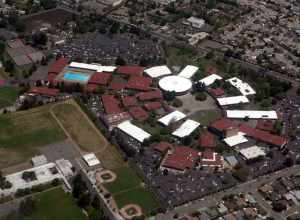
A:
26;187;87;220
104;166;160;215
0;106;66;168
166;46;196;67
104;166;141;194
114;187;159;215
190;109;222;126
52;100;124;169
0;86;19;108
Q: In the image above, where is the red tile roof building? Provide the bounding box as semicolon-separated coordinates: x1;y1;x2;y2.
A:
210;118;236;132
209;88;225;97
85;84;98;93
256;120;274;132
129;106;149;121
201;152;223;167
137;89;163;101
116;66;144;76
162;146;200;172
205;66;218;75
28;87;60;96
48;57;69;75
239;124;286;147
88;72;111;85
110;82;126;91
153;141;172;153
126;76;152;91
199;131;216;148
101;95;122;115
122;96;137;107
144;102;162;111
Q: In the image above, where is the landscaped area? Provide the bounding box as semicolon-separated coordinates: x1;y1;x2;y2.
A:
104;166;159;214
28;187;86;220
0;86;19;108
0;105;66;168
52;100;124;169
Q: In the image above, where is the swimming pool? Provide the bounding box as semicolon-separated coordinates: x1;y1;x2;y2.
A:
63;72;89;82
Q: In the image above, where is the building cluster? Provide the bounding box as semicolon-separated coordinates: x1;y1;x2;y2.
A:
215;0;300;77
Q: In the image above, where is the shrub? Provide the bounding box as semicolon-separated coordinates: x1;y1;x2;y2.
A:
195;92;207;101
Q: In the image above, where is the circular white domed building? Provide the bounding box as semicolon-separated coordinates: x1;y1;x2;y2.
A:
159;76;192;95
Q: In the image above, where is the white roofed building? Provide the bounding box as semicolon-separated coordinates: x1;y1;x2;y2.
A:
226;110;278;120
117;120;151;142
83;153;100;167
172;119;200;138
185;17;205;29
223;133;248;147
239;146;266;161
217;96;249;106
144;65;172;78
159;76;192;94
178;65;199;79
158;111;186;126
226;77;256;96
69;62;116;72
200;74;223;86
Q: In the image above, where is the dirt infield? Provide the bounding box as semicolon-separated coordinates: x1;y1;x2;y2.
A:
95;170;117;183
119;204;142;220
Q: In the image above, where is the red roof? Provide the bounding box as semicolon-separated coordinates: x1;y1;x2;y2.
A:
116;66;144;76
129;106;149;121
210;118;236;132
0;79;5;86
239;124;286;147
110;82;126;90
153;142;172;153
209;88;225;97
256;120;274;132
101;95;122;115
126;76;152;91
122;96;137;107
137;89;162;101
205;66;218;75
88;72;111;85
144;102;162;111
162;146;200;171
86;84;98;93
199;131;215;148
29;87;59;96
48;57;69;75
201;152;223;167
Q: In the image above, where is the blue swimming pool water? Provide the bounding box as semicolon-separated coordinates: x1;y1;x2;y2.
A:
63;72;89;81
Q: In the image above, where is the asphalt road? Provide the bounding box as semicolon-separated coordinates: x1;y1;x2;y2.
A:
156;165;300;220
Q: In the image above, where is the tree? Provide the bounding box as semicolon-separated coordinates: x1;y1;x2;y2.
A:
115;56;126;66
19;197;36;216
272;201;287;212
32;32;48;46
207;0;217;9
40;0;57;9
164;91;176;102
172;98;183;107
195;92;207;101
4;60;15;73
91;196;101;210
77;193;91;209
72;174;87;199
284;157;294;167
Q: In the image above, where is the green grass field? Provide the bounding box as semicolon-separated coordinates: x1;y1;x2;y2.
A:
0;106;66;168
0;86;19;108
104;166;159;214
26;187;87;220
190;109;222;126
52;101;124;169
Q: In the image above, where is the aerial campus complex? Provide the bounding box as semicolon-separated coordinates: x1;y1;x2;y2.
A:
0;0;300;220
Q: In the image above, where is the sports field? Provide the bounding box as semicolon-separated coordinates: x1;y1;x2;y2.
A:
0;106;66;168
0;86;19;108
104;166;159;214
52;100;124;169
29;187;87;220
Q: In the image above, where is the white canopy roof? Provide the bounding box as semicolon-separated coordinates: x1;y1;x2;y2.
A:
69;62;116;72
226;77;256;96
200;74;223;86
172;119;200;138
117;120;151;142
226;110;278;120
83;153;100;167
158;111;186;126
178;65;199;79
239;146;266;160
224;133;248;147
159;76;192;93
144;65;172;78
217;96;249;106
